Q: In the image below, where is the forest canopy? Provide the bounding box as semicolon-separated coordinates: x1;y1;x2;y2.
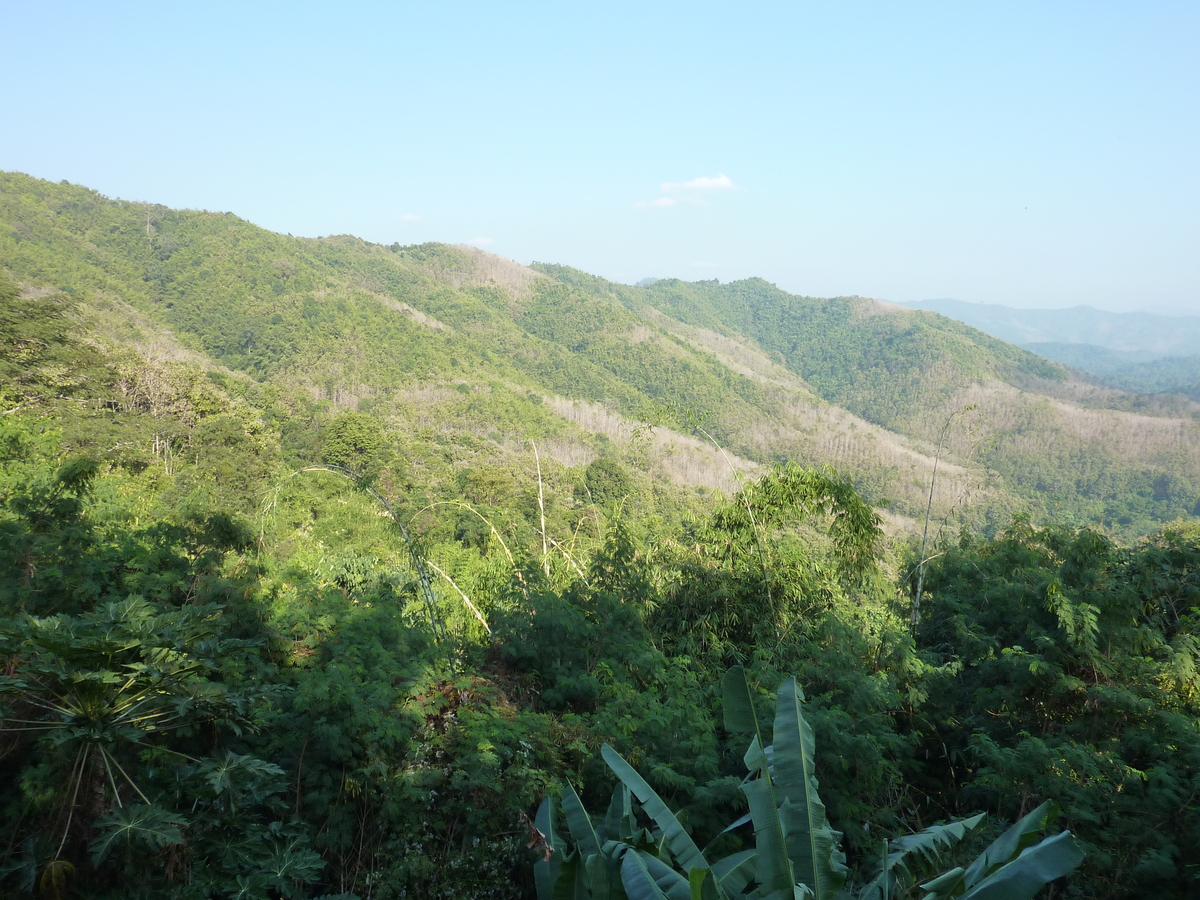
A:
2;174;1200;898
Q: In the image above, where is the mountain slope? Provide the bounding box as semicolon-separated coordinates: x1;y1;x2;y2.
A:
1025;342;1200;400
3;170;1199;535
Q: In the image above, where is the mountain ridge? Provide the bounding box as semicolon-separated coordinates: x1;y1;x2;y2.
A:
900;297;1200;355
3;169;1198;536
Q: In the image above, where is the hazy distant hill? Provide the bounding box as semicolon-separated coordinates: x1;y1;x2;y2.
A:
899;299;1200;398
902;298;1200;356
1027;342;1200;400
3;170;1199;536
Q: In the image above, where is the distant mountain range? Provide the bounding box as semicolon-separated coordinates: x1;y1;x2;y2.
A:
900;299;1200;356
900;298;1200;399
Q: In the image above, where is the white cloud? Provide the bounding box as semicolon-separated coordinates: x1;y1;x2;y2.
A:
634;173;736;209
401;213;422;222
660;173;735;193
466;236;494;245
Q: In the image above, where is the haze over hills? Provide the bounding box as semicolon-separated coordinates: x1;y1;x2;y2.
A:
900;298;1200;355
901;298;1200;399
3;170;1200;536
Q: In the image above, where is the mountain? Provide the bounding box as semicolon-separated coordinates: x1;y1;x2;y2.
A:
900;298;1200;399
901;298;1200;356
1026;342;1200;400
3;170;1199;536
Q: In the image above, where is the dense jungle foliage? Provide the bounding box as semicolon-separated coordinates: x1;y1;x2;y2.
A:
3;268;1200;900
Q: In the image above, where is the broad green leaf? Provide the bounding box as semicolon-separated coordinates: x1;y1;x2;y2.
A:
534;796;563;900
584;850;616;900
860;814;986;899
551;855;588;900
604;782;638;844
742;775;792;899
743;733;768;776
603;744;709;875
563;781;602;858
690;866;721;900
771;678;847;899
722;666;761;737
957;832;1085;900
919;865;966;899
621;849;673;900
712;848;757;897
638;851;693;900
961;802;1056;889
88;803;186;866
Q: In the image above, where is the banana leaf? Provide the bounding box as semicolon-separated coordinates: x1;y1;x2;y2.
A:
858;814;985;899
564;782;603;858
960;803;1056;888
690;867;722;900
712;849;757;896
920;803;1083;900
603;744;710;876
957;832;1085;900
742;774;793;899
770;678;847;900
621;849;674;900
605;782;642;845
722;666;762;739
535;796;565;900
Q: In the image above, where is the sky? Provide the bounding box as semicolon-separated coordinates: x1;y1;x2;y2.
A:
3;1;1197;314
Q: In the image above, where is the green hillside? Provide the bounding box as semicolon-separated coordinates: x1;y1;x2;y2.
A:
7;172;1200;897
3;170;1200;536
3;262;1200;898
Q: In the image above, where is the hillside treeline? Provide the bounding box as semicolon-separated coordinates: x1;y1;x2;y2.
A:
2;275;1200;899
4;171;1200;537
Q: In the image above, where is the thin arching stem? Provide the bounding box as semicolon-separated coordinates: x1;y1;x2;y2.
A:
694;425;774;614
55;745;88;858
913;406;975;630
262;465;451;658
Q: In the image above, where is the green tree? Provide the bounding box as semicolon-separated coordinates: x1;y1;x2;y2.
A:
321;411;385;472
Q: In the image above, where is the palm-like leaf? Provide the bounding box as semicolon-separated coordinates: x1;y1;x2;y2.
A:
602;744;710;876
921;803;1083;900
956;832;1085;900
770;678;847;900
88;803;186;865
622;850;674;900
858;815;985;900
538;671;1082;900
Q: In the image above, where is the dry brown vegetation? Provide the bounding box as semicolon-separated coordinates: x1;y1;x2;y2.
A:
444;245;546;298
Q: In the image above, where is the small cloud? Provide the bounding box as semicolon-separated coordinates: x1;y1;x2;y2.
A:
660;173;735;193
466;236;494;246
634;173;736;209
401;213;422;222
632;196;679;209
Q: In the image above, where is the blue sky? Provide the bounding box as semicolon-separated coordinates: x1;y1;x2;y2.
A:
4;1;1197;313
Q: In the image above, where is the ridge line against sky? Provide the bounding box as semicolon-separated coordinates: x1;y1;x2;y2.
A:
2;1;1197;316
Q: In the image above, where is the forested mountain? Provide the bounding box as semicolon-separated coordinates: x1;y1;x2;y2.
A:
3;171;1199;537
4;171;1200;898
1025;342;1200;400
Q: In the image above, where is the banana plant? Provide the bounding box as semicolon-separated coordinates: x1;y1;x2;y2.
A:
534;667;1083;900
